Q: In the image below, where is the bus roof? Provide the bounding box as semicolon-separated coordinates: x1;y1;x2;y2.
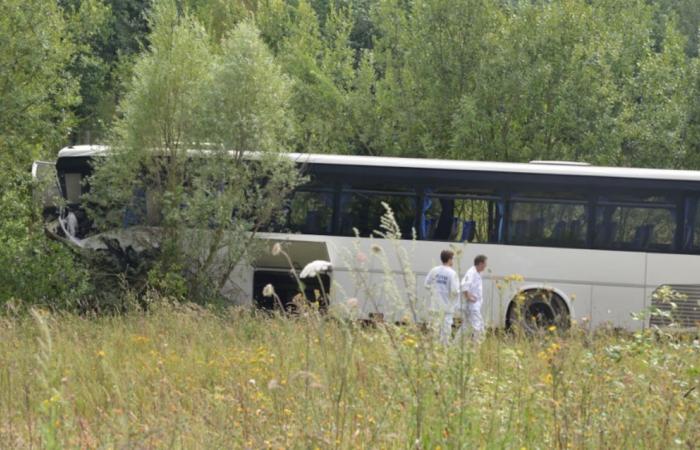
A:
57;144;700;184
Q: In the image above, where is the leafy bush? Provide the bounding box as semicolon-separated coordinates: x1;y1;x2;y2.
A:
0;174;90;309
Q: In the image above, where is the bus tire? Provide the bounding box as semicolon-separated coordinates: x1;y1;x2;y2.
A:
506;289;570;333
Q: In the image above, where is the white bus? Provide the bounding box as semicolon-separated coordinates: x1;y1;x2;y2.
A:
41;145;700;330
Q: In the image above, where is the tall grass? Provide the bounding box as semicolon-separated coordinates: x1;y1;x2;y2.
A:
0;305;698;448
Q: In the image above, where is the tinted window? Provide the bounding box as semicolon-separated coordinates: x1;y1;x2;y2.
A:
508;200;588;247
684;198;700;251
422;196;501;243
288;190;334;235
64;173;82;204
595;203;675;251
339;191;416;238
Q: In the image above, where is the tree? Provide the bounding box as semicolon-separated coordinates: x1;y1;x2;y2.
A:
0;0;89;306
87;0;300;302
374;0;497;158
59;0;114;144
654;0;700;58
0;0;79;168
256;0;381;155
364;0;693;166
185;0;251;44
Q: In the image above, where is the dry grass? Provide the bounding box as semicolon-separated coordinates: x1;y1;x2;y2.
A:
0;303;698;449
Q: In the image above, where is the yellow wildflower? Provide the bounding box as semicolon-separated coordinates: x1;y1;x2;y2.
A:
504;274;525;282
403;336;417;348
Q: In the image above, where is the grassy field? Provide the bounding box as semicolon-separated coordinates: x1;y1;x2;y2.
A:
0;304;698;449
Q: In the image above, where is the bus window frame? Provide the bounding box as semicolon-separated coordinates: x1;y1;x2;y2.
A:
592;195;680;252
505;196;590;248
418;192;504;243
285;187;336;235
336;187;419;238
682;195;700;253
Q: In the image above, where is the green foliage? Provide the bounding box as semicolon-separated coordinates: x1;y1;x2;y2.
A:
232;0;694;165
87;0;301;302
0;0;90;307
683;61;700;168
184;0;252;43
113;0;212;153
362;0;694;166
60;0;153;144
0;0;80;166
0;176;90;308
59;0;113;142
55;0;700;166
204;21;294;152
655;0;700;57
257;1;353;153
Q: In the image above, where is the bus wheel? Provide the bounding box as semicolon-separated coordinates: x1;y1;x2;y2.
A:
506;289;569;333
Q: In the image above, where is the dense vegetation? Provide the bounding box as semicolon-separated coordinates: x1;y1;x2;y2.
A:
85;1;302;303
44;0;700;166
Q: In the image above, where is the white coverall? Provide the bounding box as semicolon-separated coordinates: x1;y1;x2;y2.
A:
424;264;460;344
458;266;484;341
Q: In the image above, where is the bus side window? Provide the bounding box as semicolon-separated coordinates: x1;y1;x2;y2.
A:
289;191;333;235
495;201;505;243
338;191;416;238
595;200;676;251
507;199;588;247
684;197;700;251
422;195;498;243
64;173;82;204
433;198;453;240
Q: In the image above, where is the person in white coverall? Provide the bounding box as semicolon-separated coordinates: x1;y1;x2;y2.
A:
458;254;488;342
424;249;460;345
